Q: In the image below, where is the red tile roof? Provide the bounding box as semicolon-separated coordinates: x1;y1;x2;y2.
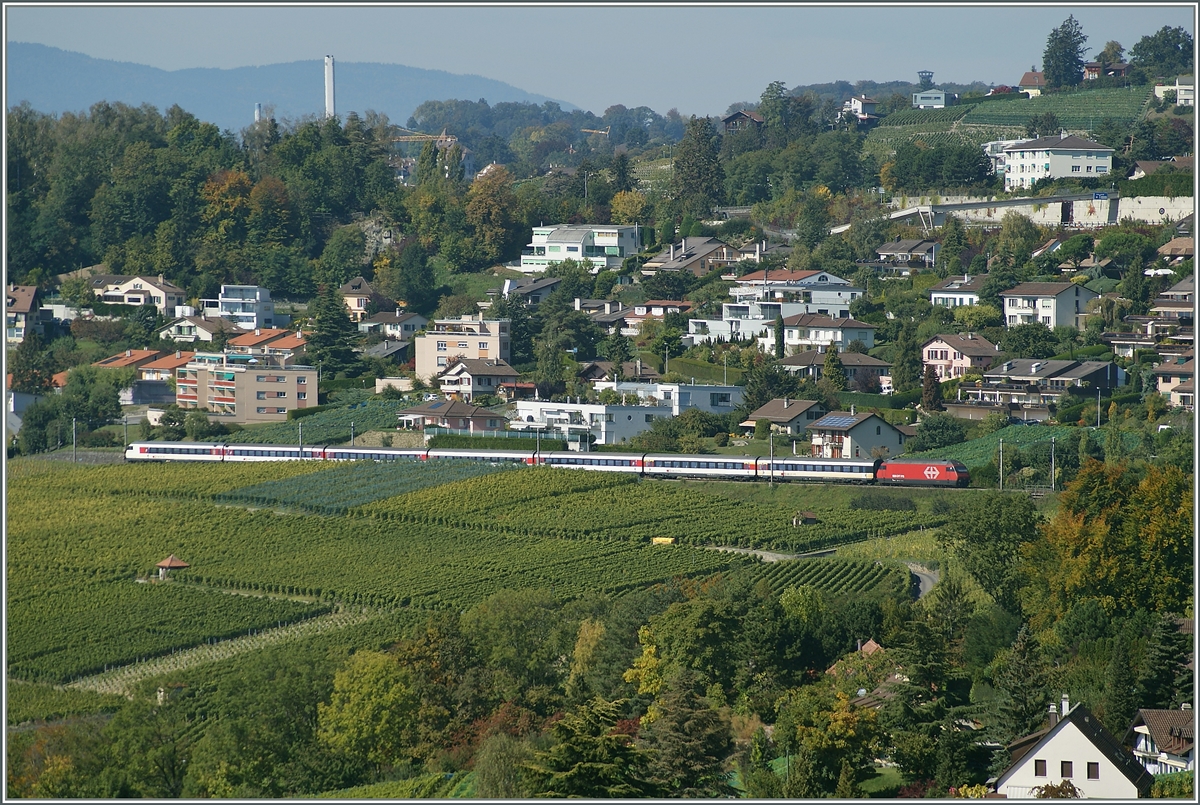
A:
139;352;196;372
93;349;164;369
228;328;290;347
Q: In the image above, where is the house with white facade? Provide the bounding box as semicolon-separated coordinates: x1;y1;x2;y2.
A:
875;239;940;269
777;350;892;389
358;310;428;340
995;698;1153;799
729;268;852;303
1152;352;1194;410
158;315;241;344
1002;133;1115;191
200;284;276;330
928;274;989;308
922;333;999;380
912;88;948;109
999;282;1099;329
520;224;639;274
89;274;186;316
689;297;863;344
1124;707;1194;776
982;138;1028;179
740;398;828;436
513;381;742;447
770;314;876;355
806;411;906;460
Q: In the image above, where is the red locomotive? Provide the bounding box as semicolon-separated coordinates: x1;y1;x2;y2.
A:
876;458;970;487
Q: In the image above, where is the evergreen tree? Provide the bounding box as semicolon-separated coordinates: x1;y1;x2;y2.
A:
671;116;724;219
822;343;847;391
921;364;944;411
640;675;736;797
891;324;922;393
774;315;785;359
994;627;1050;743
305;283;359;375
609;152;633;194
1138;614;1189;710
8;329;54;394
1102;632;1140;734
1043;15;1089;88
524;697;658;798
834;758;863;797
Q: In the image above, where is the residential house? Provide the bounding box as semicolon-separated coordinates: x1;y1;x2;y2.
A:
89;274;186;316
912;88;949;109
623;300;693;335
928;274;989;308
982;138;1031;178
841;95;879;125
512;398;668;447
590;305;631;336
1032;237;1066;259
729;268;852;303
922;333;999;380
199;284;276;330
1018;71;1047;96
520;224;639;274
806;411;906;460
1152;352;1194;410
1157;75;1197;106
413;316;511;381
497;276;562;306
340;277;387;323
641;237;745;278
739;398;828;436
138;351;195;381
397;400;505;434
689;296;863;344
358;310;428;340
721;109;764;134
773;314;877;354
93;349;165;371
994;697;1153;799
948;358;1126;421
577;360;660;383
875;239;940;268
1057;254;1112;275
175;352;316;423
1128;157;1194;180
776;350;892;389
1002;133;1115;191
6;285;41;344
158;315;241;344
1124;707;1194;776
1084;61;1130;80
589;381;743;416
1157;239;1195;265
999;282;1099;329
363;339;410;365
438;359;518;402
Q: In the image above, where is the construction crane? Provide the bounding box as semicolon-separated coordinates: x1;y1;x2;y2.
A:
391;127;458;145
580;126;610;137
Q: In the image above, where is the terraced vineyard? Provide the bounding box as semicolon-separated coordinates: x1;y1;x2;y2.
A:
876;105;976;127
734;558;911;598
960;87;1154;130
905;424;1081;467
216;458;514;514
203;399;411;445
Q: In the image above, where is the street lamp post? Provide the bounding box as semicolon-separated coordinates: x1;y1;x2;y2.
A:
72;417;77;463
724;354;728;385
998;437;1003;491
1050;437;1056;492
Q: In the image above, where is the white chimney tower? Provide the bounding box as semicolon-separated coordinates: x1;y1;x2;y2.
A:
254;103;262;123
324;56;335;119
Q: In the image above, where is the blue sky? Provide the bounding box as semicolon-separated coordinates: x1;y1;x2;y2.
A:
6;4;1195;116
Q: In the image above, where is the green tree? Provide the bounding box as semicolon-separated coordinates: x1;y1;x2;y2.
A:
1101;632;1139;734
738;363;801;419
938;493;1038;614
1138;613;1192;710
992;627;1051;743
921;364;944;411
822;344;847;390
474;733;537;799
1129;26;1193;76
908;414;966;453
1098;40;1124;66
1002;322;1058;359
305;282;360;375
773;315;786;359
317;225;367;288
891;323;922;393
316;650;419;770
8;329;54;394
1043;15;1090;88
640;674;736;797
465;163;521;265
525;697;658;798
672;117;724;219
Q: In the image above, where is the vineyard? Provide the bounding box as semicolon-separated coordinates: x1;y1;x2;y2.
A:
359;467;944;550
906;424;1081;467
733;558;911;598
960;87;1154;130
6;681;127;727
204;399;410;445
7;581;330;683
876;105;976;127
215;458;514;514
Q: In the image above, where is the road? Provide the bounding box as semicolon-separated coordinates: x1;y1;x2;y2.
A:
905;563;940;598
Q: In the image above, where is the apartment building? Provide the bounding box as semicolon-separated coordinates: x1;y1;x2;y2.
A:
520;224;639;274
413;316;511;381
175;352;316;423
199;284;275;330
999;282;1099;329
1002;133;1115;191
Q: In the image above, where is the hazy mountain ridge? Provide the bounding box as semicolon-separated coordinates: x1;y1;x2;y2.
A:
5;42;576;131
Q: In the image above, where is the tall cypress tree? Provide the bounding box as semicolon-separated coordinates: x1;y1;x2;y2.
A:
994;626;1050;743
891;324;922;393
671;116;724;219
305;282;359;375
922;364;944;411
774;315;786;359
822;342;847;391
1043;15;1090;88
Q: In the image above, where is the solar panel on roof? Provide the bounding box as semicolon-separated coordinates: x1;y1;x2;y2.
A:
818;415;860;428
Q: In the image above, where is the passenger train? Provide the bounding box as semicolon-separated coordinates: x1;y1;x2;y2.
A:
124;442;970;487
